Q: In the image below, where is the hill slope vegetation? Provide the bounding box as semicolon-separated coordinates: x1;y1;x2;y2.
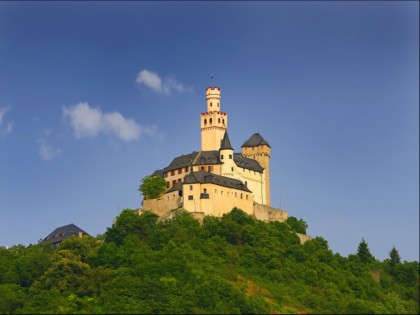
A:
0;208;418;314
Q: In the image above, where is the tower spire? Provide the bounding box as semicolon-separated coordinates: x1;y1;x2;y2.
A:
220;131;233;150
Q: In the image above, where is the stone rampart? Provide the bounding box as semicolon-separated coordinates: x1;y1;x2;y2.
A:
253;202;288;222
142;197;181;217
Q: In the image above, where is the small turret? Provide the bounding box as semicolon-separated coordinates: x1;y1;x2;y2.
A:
220;131;235;176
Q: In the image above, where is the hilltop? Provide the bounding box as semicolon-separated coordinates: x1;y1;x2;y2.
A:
0;208;418;314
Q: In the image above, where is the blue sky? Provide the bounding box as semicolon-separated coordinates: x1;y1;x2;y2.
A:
0;1;418;261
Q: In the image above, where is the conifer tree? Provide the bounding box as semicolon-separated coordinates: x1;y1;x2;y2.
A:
357;238;374;263
389;246;401;275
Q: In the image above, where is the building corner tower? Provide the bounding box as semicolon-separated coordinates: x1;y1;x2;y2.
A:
201;87;228;151
241;133;271;206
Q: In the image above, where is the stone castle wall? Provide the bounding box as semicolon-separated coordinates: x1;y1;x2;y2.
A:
253;202;288;222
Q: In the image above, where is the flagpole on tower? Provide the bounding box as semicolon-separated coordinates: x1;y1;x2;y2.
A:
210;73;214;86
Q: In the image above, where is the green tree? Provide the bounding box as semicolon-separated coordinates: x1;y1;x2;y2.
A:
286;216;308;234
389;246;401;275
357;238;374;264
138;175;166;199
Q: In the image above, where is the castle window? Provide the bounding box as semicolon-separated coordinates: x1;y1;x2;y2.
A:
178;178;182;182
241;193;243;199
222;119;225;124
218;118;220;123
221;155;224;160
203;188;207;193
210;102;212;107
229;154;232;159
200;166;204;171
190;185;193;190
231;167;233;172
209;118;213;124
172;180;176;186
188;195;193;200
246;195;248;200
178;169;182;174
217;102;219;107
185;167;189;172
235;192;237;197
204;119;207;126
171;170;175;176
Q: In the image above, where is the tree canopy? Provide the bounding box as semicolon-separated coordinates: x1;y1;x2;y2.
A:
0;208;418;314
138;175;166;200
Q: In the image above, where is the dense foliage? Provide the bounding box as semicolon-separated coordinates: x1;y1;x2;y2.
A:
138;175;166;199
0;208;418;314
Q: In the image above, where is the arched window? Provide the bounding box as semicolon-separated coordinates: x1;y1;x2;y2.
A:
217;103;219;107
210;102;212;107
222;119;225;125
209;118;213;124
218;118;221;123
204;119;207;126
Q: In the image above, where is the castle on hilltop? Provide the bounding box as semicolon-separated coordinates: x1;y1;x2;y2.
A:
138;86;288;222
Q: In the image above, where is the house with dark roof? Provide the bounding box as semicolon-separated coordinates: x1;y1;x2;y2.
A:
39;224;90;249
140;86;287;221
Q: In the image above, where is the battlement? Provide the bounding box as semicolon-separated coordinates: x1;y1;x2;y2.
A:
206;87;221;98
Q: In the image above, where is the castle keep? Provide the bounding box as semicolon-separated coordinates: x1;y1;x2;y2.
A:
139;86;287;222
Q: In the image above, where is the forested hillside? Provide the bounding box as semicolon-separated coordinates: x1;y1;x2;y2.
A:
0;208;418;314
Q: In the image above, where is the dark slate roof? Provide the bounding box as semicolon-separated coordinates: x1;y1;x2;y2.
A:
152;169;164;178
40;224;89;245
195;150;221;165
166;181;183;193
219;131;234;150
234;153;264;173
241;133;271;148
183;171;251;193
164;151;199;172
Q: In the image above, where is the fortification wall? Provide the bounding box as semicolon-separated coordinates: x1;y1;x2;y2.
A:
253;202;288;222
142;195;181;217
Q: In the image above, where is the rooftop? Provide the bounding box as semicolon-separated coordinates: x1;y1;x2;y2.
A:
241;133;271;148
184;171;251;193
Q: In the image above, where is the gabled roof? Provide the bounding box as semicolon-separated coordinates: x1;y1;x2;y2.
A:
220;131;233;150
195;150;221;165
152;169;164;178
164;151;200;172
40;224;89;245
241;133;271;148
234;153;264;173
183;171;251;193
164;151;222;173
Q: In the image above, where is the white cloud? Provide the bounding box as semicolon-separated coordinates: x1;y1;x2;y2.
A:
136;69;193;95
37;138;62;161
0;106;13;134
62;102;157;141
62;102;103;138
